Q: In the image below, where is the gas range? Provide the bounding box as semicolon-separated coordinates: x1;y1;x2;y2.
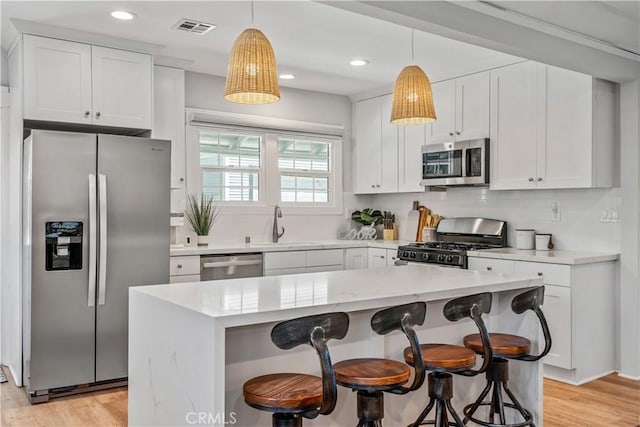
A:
397;218;507;269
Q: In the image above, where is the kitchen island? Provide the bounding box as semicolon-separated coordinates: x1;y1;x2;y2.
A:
129;265;543;427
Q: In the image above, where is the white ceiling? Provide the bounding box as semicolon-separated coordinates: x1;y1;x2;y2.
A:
0;1;524;96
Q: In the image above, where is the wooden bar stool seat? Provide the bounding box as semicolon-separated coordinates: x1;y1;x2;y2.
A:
463;333;531;357
404;344;476;371
334;358;411;389
462;287;552;427
406;293;494;427
335;302;428;427
243;373;323;412
243;312;349;427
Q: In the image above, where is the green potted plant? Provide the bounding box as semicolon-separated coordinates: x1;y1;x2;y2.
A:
351;208;384;239
185;193;221;246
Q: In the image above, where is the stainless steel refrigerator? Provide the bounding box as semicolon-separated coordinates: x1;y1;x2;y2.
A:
22;130;170;403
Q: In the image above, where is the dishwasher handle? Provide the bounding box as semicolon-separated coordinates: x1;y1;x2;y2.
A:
202;259;263;269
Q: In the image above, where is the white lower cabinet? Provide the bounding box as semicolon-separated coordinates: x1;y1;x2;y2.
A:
367;248;399;268
264;249;344;276
169;255;200;283
468;256;616;384
345;248;368;270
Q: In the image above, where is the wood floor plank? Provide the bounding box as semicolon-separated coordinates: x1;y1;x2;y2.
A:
2;365;638;426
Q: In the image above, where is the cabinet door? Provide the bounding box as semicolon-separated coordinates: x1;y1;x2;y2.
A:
153;66;186;189
92;46;152;129
537;66;593;189
353;97;382;193
398;125;425;192
427;79;455;144
379;95;399;193
386;249;399;267
490;62;539;190
456;71;489;140
23;35;92;124
541;284;572;369
345;248;368;270
368;248;387;268
467;257;515;274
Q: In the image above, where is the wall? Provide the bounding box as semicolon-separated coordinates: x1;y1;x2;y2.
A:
371;187;621;252
181;71;371;245
1;49;8;86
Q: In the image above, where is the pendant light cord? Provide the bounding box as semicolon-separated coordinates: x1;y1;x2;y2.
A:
251;0;255;26
411;29;415;64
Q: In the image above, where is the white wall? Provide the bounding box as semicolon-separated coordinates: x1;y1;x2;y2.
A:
181;71;371;245
371;188;621;251
1;49;7;87
619;80;640;379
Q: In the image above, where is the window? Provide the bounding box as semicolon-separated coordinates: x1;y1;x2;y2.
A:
199;130;261;202
278;138;331;204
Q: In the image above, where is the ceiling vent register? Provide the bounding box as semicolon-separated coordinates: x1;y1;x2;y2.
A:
173;19;216;35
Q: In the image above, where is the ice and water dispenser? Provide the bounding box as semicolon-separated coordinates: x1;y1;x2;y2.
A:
45;221;83;271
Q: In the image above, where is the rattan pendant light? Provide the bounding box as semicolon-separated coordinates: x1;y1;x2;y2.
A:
390;30;436;125
225;1;280;104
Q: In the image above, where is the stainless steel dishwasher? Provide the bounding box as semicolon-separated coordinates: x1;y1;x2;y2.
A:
200;253;263;280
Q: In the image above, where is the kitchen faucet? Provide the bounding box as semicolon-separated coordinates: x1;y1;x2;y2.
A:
272;205;285;243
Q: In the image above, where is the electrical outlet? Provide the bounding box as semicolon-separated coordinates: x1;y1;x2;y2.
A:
600;209;610;222
551;202;561;222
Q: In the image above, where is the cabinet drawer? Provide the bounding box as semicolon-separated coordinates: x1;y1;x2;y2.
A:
306;249;344;267
170;274;200;284
264;251;306;270
467;258;515;274
170;256;200;276
515;261;570;286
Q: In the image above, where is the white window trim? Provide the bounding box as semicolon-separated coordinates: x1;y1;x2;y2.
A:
185;113;343;216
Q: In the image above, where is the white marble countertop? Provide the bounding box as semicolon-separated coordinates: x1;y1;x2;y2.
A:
131;264;541;326
170;239;408;256
467;247;619;265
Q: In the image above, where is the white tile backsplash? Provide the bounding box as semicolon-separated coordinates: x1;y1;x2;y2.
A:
371;187;621;252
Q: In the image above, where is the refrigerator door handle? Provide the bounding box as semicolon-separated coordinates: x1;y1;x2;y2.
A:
88;174;97;307
98;174;108;305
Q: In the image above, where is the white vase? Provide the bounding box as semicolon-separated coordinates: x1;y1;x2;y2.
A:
197;235;209;246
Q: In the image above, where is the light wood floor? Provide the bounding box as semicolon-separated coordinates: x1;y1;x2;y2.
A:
1;367;639;426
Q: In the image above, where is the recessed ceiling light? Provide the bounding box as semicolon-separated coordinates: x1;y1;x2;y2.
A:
350;59;369;67
111;10;136;21
279;74;296;80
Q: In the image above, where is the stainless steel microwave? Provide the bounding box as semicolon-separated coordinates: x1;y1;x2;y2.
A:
421;138;490;187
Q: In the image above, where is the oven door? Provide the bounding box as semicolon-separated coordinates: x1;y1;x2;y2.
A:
422;143;463;185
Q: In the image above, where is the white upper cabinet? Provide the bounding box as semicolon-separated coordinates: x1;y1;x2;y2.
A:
491;61;617;190
23;35;152;130
152;65;185;189
24;35;92;124
427;71;490;144
398;124;425;192
91;46;152;129
353;95;398;194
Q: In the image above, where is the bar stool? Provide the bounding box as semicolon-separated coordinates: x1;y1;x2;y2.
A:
462;286;552;427
404;292;494;427
243;312;349;427
333;302;427;427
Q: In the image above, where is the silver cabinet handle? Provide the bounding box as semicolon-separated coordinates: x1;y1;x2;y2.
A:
96;112;101;118
371;184;375;188
537;177;543;182
537;272;543;276
179;177;184;182
88;174;97;307
376;184;380;188
449;132;454;136
487;266;492;271
202;259;263;268
528;177;534;182
177;264;183;269
455;131;461;135
84;111;91;117
98;174;107;305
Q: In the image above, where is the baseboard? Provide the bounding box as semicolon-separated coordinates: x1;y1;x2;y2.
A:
573;370;617;386
617;372;640;381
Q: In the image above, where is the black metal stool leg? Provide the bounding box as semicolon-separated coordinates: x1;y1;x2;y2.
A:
355;390;384;427
410;372;464;427
502;383;535;427
463;378;493;423
273;413;302;427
